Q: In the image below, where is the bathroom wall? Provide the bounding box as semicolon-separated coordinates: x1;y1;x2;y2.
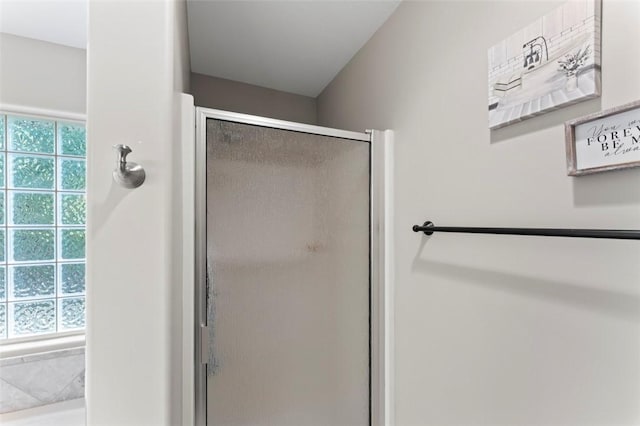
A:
172;1;193;424
318;1;640;425
191;72;317;124
0;33;86;113
0;32;87;414
86;0;191;424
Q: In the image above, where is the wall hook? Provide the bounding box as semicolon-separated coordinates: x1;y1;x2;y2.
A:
113;144;146;189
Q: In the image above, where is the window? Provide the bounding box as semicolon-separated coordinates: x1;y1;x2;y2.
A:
0;113;86;340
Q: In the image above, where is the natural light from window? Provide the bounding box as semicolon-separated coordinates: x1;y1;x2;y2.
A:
0;113;86;340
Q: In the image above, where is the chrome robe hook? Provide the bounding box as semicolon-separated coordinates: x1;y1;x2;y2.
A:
113;144;145;188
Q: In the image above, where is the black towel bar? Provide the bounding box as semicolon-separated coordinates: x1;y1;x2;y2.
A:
412;221;640;240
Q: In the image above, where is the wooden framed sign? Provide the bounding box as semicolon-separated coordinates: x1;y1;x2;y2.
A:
565;100;640;176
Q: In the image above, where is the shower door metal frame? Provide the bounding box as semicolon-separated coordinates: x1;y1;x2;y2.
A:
194;107;391;426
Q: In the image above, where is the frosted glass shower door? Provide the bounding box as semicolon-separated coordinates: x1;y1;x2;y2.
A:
205;118;370;426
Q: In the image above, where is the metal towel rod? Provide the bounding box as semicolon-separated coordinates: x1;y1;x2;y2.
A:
412;221;640;240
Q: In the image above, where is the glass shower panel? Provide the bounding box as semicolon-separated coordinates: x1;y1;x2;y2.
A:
206;119;370;426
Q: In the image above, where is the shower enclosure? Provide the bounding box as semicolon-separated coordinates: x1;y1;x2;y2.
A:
194;108;389;426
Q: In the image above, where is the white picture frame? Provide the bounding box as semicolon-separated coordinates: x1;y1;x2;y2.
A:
488;0;602;129
565;100;640;176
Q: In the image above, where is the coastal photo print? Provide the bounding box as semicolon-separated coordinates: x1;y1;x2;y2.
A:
488;0;601;129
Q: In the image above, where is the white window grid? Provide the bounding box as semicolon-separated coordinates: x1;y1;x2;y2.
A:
0;113;86;341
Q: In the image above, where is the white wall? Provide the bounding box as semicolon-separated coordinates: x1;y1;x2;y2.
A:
86;1;191;425
318;1;640;425
0;33;86;113
171;2;192;425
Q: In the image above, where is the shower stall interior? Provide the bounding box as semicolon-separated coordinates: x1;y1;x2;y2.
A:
194;108;388;426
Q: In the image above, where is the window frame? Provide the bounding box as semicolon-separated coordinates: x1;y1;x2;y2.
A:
0;104;87;353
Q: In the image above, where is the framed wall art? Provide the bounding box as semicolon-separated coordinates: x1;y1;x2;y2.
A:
565;100;640;176
488;0;602;129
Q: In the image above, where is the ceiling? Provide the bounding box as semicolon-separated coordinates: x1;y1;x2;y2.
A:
0;0;87;49
0;0;400;98
187;0;400;97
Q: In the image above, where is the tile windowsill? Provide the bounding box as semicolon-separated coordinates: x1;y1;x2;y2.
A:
0;334;85;360
0;398;85;426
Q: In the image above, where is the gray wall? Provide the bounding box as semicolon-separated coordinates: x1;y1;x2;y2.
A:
0;33;86;113
318;1;640;425
191;72;317;124
86;1;191;423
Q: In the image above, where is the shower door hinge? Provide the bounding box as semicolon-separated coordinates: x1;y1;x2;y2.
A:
200;324;210;365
